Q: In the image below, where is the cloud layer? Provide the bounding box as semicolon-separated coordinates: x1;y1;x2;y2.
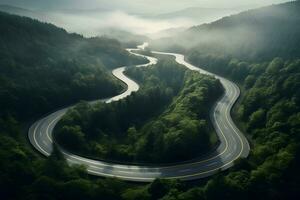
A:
1;0;289;12
0;0;290;39
46;10;195;36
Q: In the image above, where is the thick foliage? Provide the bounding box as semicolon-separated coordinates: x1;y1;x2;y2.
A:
146;58;300;200
0;11;144;120
0;11;145;200
56;60;223;163
155;1;300;62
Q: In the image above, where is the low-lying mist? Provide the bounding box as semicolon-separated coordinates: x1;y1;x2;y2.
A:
46;10;194;38
0;4;244;41
151;1;300;61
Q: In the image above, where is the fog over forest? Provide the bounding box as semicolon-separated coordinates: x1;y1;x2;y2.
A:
1;0;300;200
0;0;288;38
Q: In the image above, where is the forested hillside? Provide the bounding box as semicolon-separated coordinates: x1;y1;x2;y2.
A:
0;11;144;121
55;60;223;163
130;58;299;200
1;1;300;199
154;1;300;62
133;1;300;199
0;11;146;199
135;1;300;199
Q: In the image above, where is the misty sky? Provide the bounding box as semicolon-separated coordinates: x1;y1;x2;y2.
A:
0;0;291;38
0;0;289;13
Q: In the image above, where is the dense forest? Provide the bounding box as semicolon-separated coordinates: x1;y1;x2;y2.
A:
0;12;147;199
137;2;300;199
130;2;300;199
153;1;300;62
126;58;299;200
0;11;145;121
55;60;223;163
1;1;300;200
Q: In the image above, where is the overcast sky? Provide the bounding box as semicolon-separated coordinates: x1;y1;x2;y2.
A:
0;0;289;13
0;0;291;37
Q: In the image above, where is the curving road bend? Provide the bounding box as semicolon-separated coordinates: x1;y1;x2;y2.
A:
28;43;250;182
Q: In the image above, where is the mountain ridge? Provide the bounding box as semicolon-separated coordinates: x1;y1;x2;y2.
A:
153;0;300;61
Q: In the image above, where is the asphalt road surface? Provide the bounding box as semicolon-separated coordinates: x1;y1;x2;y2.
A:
28;43;250;182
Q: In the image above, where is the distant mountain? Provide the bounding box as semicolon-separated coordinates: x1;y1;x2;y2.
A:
101;28;149;43
147;27;186;39
0;11;144;119
154;7;241;21
100;28;150;47
0;4;47;21
146;7;243;25
0;5;149;44
0;4;31;15
52;8;112;16
154;1;300;61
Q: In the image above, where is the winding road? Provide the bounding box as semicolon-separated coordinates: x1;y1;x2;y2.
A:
28;43;250;182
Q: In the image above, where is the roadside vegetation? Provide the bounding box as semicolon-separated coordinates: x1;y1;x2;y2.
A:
0;11;145;121
0;11;146;199
55;60;223;163
142;57;300;200
118;1;300;199
1;1;300;199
